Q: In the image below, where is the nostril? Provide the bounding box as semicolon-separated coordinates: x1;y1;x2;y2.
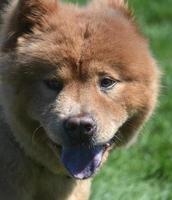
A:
82;123;94;134
80;118;96;136
64;118;79;132
84;124;93;133
67;122;77;131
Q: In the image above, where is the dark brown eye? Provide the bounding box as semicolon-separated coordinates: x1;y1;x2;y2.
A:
100;77;118;90
44;79;63;92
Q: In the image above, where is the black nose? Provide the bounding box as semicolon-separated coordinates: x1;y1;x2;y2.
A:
64;114;96;145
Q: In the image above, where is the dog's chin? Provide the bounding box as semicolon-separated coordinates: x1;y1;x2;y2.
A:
50;138;115;180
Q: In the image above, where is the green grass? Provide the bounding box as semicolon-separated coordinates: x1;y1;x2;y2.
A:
65;1;172;199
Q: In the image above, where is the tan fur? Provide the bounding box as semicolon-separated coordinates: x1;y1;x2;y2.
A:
0;0;160;199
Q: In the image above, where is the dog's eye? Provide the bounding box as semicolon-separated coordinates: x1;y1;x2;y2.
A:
100;77;118;90
44;79;63;92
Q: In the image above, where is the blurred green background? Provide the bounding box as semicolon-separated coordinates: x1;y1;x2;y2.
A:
65;0;172;199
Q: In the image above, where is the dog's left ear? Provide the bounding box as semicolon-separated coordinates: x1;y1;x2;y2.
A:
1;0;58;51
16;0;59;29
90;0;131;18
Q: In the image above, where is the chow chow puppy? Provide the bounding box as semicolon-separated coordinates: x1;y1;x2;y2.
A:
0;0;159;199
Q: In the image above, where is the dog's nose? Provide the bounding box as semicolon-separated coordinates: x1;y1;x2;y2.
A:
64;114;96;144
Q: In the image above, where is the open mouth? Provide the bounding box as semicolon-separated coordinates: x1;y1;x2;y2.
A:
48;133;118;180
60;139;115;180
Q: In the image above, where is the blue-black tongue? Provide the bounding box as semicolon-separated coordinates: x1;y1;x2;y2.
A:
61;145;104;179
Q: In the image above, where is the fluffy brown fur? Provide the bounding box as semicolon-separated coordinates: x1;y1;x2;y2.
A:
0;0;159;199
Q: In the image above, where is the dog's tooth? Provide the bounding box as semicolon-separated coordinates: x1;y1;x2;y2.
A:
105;143;110;148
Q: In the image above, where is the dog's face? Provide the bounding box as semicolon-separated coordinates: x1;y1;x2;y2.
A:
0;0;159;179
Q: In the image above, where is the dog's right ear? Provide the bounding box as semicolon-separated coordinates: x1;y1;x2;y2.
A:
1;0;58;51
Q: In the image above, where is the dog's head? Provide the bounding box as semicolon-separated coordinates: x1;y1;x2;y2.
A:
0;0;159;179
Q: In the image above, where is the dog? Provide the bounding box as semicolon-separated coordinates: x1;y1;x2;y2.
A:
0;0;160;199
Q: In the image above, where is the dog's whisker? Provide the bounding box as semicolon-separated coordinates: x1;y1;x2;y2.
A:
32;126;43;144
114;134;122;142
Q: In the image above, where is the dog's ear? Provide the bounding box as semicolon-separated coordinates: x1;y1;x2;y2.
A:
90;0;132;18
1;0;58;51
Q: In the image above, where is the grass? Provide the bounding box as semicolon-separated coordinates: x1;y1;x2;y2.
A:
64;0;172;199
